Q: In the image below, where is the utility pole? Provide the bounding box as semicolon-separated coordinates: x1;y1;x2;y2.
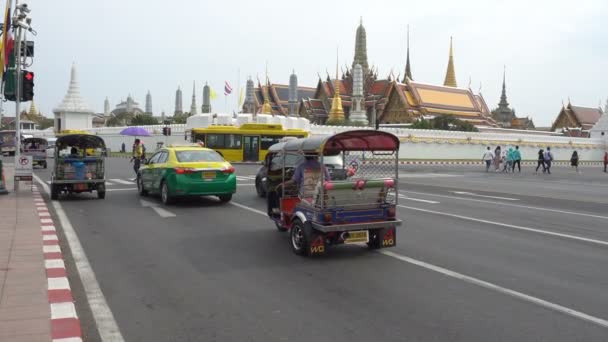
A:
14;23;21;158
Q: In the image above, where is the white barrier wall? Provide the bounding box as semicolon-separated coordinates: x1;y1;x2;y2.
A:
24;123;607;161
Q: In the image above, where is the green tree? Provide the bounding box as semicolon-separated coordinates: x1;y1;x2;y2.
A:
130;113;158;126
409;115;478;132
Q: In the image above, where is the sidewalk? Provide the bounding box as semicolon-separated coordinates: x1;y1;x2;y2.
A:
0;165;81;341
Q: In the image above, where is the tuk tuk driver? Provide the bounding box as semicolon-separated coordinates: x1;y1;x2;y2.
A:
283;155;330;195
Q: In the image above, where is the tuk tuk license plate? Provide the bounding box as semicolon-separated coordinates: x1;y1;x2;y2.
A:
202;171;216;180
74;183;87;191
344;230;369;244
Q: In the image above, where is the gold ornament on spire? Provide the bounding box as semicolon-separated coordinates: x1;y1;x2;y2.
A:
261;63;273;114
28;101;38;117
327;49;345;123
443;36;457;87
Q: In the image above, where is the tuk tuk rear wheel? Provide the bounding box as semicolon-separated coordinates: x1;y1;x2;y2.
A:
290;219;311;256
275;221;288;232
367;229;382;249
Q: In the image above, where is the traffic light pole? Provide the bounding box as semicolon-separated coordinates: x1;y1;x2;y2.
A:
14;25;22;159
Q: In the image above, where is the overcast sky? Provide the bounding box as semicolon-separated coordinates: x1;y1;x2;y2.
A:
10;0;608;126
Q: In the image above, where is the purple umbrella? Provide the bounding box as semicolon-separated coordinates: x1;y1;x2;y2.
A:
120;126;151;137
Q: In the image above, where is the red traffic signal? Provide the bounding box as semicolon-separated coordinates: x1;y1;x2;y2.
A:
21;71;35;101
24;72;34;81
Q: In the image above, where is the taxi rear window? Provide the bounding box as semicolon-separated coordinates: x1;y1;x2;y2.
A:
176;150;224;162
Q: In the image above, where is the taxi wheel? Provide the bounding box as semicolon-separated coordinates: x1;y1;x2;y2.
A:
161;181;174;205
290;219;311;256
218;194;232;203
137;176;148;196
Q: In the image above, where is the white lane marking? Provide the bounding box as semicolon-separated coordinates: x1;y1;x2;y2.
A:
46;180;51;184
50;302;78;320
398;194;440;204
104;181;115;185
229;199;608;328
398;205;608;247
231;201;268;216
110;179;134;185
237;183;255;187
380;250;608;329
34;174;125;342
402;190;608;221
237;176;256;180
106;188;137;192
140;199;177;218
452;191;519;201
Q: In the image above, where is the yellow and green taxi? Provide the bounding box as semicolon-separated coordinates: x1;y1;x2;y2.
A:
137;145;236;204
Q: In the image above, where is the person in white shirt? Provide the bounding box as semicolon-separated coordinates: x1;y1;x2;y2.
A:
482;147;495;172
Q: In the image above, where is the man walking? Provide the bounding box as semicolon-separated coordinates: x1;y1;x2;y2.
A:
131;138;144;179
482;147;494;172
512;146;522;173
543;147;554;174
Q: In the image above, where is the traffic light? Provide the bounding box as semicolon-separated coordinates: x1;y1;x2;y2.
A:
21;71;34;101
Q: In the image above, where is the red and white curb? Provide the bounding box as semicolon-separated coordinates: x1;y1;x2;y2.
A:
361;160;604;166
33;185;83;342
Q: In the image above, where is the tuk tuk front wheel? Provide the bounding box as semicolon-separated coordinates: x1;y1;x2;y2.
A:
137;176;148;196
43;162;47;169
50;185;59;200
97;183;106;199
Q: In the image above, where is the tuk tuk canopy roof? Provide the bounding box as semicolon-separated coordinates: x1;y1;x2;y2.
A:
22;137;48;144
55;134;106;149
273;130;400;154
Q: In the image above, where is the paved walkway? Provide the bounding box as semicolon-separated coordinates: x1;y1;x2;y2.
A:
0;164;81;341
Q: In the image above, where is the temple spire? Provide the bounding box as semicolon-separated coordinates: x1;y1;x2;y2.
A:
352;18;369;75
328;49;345;123
443;37;457;87
403;25;412;82
190;81;198;115
499;65;508;107
145;90;152;114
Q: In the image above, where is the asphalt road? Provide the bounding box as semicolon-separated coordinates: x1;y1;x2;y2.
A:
27;157;608;341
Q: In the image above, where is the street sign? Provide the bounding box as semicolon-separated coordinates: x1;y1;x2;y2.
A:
14;155;33;181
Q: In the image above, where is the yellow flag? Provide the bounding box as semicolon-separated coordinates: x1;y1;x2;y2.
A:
210;87;217;100
239;87;244;106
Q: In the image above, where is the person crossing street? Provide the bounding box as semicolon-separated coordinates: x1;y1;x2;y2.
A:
131;138;144;180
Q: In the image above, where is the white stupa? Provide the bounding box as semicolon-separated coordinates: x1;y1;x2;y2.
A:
53;63;94;131
590;111;608;139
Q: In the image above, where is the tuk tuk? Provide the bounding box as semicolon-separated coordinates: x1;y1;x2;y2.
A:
266;130;403;256
21;137;48;168
51;134;106;200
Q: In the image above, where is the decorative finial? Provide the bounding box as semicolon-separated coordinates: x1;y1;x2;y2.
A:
360;16;362;25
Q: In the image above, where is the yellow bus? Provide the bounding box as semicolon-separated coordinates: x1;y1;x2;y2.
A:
189;123;308;162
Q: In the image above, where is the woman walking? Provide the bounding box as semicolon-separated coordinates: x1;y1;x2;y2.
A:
570;151;579;173
535;149;545;173
493;146;502;172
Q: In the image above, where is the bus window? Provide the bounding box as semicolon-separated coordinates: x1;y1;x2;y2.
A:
206;134;242;149
260;135;283;150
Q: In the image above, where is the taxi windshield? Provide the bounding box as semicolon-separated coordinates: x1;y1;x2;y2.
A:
176;150;224;163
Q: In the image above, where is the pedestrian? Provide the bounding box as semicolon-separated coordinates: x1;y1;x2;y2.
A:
535;149;545;173
543;147;554;174
512;146;522;173
570;151;579;173
493;146;502;172
604;151;608;173
121;142;126;153
503;147;514;173
131;138;144;179
482;146;494;172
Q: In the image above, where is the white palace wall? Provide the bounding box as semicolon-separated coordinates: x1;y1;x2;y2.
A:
24;124;608;162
